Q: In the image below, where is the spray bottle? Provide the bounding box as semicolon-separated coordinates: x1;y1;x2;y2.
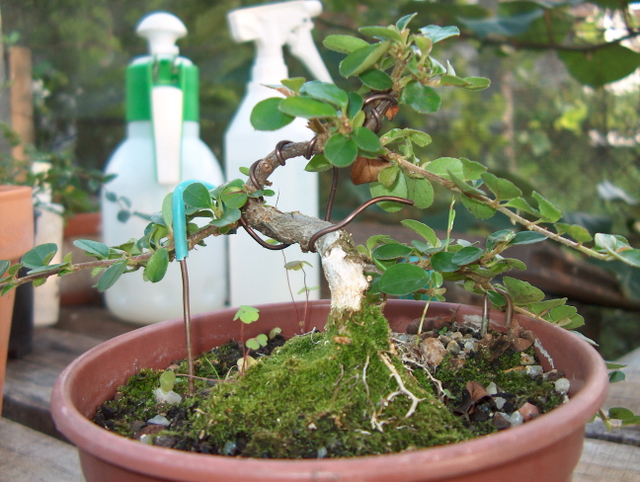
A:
101;12;226;324
225;0;331;307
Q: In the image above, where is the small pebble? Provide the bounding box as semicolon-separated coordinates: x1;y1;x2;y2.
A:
223;441;238;456
446;340;461;355
525;365;543;377
509;411;524;427
317;446;328;459
420;337;447;366
486;382;498;395
463;340;475;353
450;332;463;341
520;353;535;365
147;415;170;426
154;388;182;405
555;377;571;394
139;434;153;444
518;402;540;422
493;412;511;430
439;335;452;345
494;397;506;410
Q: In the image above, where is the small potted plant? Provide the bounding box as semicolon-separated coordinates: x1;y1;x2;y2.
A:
1;16;638;481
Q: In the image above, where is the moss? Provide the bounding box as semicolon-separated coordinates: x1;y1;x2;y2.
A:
187;302;471;458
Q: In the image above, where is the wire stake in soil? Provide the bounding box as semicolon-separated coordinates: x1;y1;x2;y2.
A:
179;259;195;394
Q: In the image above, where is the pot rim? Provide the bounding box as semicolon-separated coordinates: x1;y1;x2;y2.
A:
51;300;609;482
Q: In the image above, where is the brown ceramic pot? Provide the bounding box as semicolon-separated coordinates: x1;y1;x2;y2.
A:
0;186;34;417
51;300;608;482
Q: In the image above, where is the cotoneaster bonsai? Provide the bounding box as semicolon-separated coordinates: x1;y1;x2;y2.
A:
1;16;639;481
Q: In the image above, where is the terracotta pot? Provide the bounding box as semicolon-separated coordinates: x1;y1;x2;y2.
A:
0;186;34;417
51;300;608;482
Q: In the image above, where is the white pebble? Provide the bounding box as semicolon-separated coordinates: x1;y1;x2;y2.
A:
463;341;475;353
520;353;535;365
486;382;498;395
147;415;170;426
555;377;571;394
154;388;182;404
509;411;524;427
525;365;543;377
494;397;506;410
140;434;153;444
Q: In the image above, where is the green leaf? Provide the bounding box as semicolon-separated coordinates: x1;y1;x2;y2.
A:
323;35;370;54
372;244;413;260
339;41;391;78
144;248;169;283
221;185;248;210
0;260;10;278
532;191;562;223
359;26;402;42
159;369;176;392
419;25;460;43
504;197;540;217
73;239;110;260
305;154;333;172
451;246;483;266
396;13;417;31
210;207;241;227
359;69;393;91
609;372;626;383
300;81;349;109
510;231;548;246
378;263;429;296
250;98;294;130
449;170;485;196
400;81;441;114
370;173;408;213
609;407;635;420
528;298;568;316
21;244;58;269
234;305;260;324
461;195;496;219
183;182;213;210
423;157;464;180
381;128;431;147
503;276;545;304
460;158;487;180
351;126;382;153
97;261;127;292
463;76;491;91
617;249;640;268
281;77;306;92
559;44;640;88
401;219;439;247
324;134;358;167
481;172;523;201
378;165;399;188
161;193;173;228
554;223;592;244
405;176;434;209
279;96;337;119
431;251;459;272
546;304;584;329
347;92;364;119
439;74;471;87
246;338;260;350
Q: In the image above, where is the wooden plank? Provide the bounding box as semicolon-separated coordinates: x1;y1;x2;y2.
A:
3;327;105;438
574;439;640;482
0;418;84;482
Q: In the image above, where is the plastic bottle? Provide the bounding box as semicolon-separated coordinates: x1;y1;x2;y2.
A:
225;0;332;307
31;160;64;326
101;12;226;324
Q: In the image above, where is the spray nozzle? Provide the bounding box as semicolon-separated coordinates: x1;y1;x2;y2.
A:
227;0;332;84
137;11;187;57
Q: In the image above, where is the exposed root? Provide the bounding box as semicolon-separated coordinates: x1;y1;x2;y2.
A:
391;334;447;401
372;352;426;432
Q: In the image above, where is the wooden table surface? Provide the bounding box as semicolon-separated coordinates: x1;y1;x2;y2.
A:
2;304;640;482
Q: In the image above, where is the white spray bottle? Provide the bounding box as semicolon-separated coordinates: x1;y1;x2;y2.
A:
225;0;332;307
101;12;227;324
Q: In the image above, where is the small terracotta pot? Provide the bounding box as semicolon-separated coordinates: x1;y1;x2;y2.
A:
51;300;608;482
0;186;34;417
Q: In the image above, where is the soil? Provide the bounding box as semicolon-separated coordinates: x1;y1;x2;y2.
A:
93;305;568;459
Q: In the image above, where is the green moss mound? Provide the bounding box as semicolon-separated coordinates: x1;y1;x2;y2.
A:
189;303;471;458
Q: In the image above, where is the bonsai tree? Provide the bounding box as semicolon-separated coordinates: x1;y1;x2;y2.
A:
2;16;640;454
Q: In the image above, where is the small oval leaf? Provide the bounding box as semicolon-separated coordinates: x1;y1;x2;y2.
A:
339;41;391;78
250;98;295;131
378;263;429;296
324;134;358;168
279;96;337;119
145;248;169;283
